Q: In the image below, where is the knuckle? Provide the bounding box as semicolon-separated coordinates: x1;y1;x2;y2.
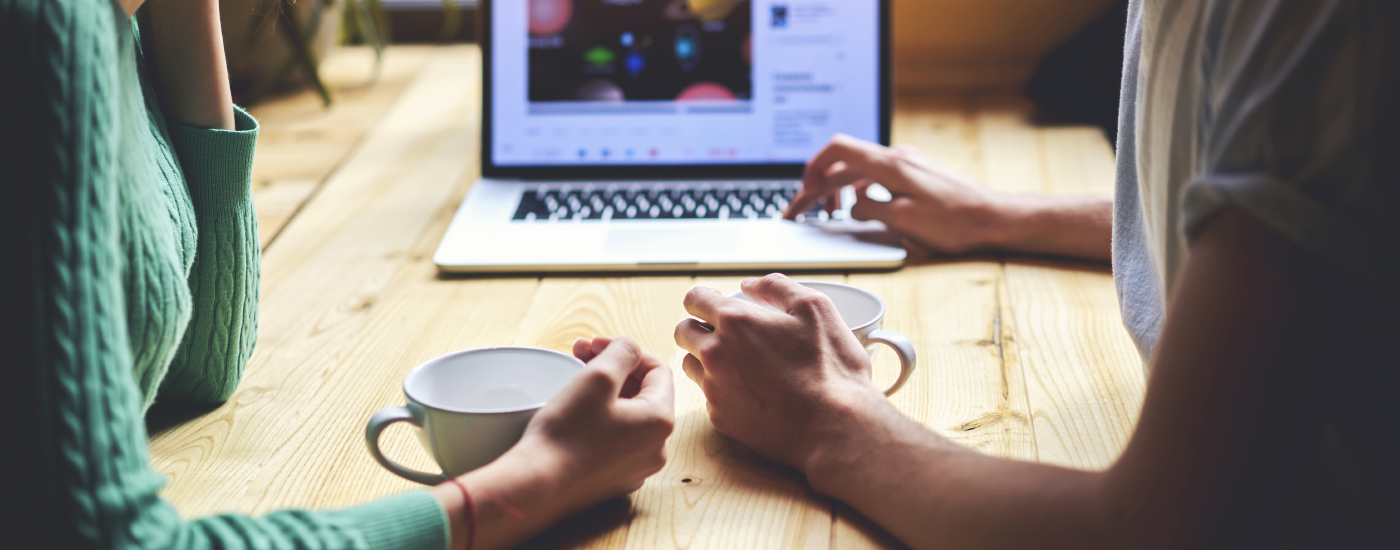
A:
711;306;742;327
756;273;787;291
793;293;832;315
693;338;717;362
684;286;707;304
881;150;907;173
612;336;639;352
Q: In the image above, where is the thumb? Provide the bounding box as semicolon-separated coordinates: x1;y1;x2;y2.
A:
849;187;901;224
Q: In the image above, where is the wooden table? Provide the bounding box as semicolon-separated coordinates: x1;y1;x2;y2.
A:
148;45;1146;549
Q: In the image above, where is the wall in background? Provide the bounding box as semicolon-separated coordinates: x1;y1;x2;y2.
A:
892;0;1119;92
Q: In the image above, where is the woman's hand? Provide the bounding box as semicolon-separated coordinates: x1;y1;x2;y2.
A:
438;337;675;550
511;336;675;513
672;274;889;472
786;134;1006;254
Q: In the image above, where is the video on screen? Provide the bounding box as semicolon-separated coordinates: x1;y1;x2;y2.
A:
528;0;753;103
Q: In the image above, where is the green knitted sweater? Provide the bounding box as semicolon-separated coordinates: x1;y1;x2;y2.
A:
2;1;449;548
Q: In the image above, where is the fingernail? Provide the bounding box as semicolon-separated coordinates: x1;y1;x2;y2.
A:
742;277;758;285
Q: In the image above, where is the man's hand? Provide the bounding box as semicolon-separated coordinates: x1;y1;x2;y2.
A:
788;134;1004;254
788;134;1113;261
672;273;888;471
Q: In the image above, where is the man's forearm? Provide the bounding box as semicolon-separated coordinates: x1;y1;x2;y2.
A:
983;193;1113;262
142;0;236;130
805;392;1112;550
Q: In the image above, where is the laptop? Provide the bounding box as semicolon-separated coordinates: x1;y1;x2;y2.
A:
434;0;904;273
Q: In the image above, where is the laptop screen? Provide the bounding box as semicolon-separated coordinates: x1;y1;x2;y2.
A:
483;0;887;177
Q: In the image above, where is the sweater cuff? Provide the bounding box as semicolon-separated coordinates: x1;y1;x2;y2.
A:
167;106;259;218
322;490;451;550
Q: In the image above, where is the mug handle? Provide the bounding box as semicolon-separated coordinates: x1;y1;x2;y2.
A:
365;406;449;485
868;329;917;396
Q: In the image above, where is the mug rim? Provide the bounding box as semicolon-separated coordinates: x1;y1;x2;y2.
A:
401;346;584;415
730;280;886;331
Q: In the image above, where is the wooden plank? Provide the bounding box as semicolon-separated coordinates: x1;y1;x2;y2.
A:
504;276;696;550
832;97;1035;550
149;46;487;516
973;95;1146;471
646;274;843;550
246;46;436;249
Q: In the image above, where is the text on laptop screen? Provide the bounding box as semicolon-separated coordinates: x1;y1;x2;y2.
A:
490;0;881;167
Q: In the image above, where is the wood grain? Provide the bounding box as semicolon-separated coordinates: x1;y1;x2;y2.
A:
246;46;435;249
148;46;1146;549
652;274;844;550
971;96;1145;471
831;96;1037;550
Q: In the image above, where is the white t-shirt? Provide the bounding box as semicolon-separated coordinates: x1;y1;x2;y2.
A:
1113;0;1398;366
1110;1;1399;544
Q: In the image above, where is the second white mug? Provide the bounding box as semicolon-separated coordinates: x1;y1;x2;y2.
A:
731;281;916;396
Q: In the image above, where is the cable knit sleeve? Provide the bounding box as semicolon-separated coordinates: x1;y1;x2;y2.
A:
2;2;451;548
156;105;260;404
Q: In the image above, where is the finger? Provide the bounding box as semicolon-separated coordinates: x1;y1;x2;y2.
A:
849;187;905;224
584;336;645;390
681;353;705;385
811;164;866;216
792;136;906;219
573;338;599;362
790;156;862;219
673;318;715;356
802;135;872;192
626;359;676;418
789;138;869;218
682;286;728;327
589;336;614;356
740;273;825;313
619;347;664;399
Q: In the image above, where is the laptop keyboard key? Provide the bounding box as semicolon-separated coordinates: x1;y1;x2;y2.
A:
512;182;820;221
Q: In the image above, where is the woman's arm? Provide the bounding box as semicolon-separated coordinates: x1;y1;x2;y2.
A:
676;208;1348;548
139;0;235;130
125;0;260;404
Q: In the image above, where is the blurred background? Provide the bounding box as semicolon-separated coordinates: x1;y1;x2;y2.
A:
228;0;1127;138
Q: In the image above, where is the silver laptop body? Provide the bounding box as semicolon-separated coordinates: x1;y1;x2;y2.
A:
435;0;903;273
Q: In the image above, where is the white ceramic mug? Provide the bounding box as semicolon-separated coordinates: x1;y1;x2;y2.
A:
730;281;917;396
365;347;582;485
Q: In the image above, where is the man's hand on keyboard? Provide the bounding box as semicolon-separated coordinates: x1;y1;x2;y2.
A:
787;134;1011;254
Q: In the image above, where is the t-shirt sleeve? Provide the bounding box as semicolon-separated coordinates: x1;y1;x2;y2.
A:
1180;0;1399;283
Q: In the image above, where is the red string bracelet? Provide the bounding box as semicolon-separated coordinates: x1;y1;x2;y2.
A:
480;487;525;520
448;478;477;550
447;478;527;550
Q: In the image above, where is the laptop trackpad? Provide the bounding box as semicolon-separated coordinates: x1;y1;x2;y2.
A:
604;227;739;257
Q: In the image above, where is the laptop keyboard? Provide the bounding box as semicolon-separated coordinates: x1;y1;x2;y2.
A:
510;182;828;222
